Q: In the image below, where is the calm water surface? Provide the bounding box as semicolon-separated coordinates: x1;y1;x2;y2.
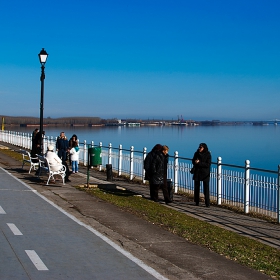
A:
13;125;280;170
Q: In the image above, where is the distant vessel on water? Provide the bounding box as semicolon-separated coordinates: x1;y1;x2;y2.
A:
127;122;141;127
171;115;188;126
252;121;269;126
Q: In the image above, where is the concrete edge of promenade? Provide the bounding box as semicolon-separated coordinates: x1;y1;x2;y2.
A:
0;142;275;280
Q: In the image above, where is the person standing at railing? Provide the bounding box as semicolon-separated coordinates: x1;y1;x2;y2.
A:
68;134;78;165
31;128;39;159
69;142;80;173
32;130;45;156
56;132;69;161
56;132;72;182
150;145;172;204
144;144;163;201
192;143;211;207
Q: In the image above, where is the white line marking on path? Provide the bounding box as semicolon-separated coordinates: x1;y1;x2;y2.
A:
25;250;49;271
0;205;6;214
7;223;23;235
1;167;168;280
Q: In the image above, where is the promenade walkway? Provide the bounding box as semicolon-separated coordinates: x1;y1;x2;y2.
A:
0;142;278;280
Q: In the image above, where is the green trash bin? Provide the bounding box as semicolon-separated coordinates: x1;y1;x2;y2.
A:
88;147;102;166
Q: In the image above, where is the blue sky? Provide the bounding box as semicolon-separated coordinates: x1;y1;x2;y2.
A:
0;0;279;121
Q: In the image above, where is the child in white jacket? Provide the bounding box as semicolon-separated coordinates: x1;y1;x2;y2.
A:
70;142;79;173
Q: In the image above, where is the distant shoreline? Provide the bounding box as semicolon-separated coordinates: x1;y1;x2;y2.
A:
2;122;278;127
1;115;279;127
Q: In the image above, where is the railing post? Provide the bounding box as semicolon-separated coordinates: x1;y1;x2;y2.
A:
19;132;21;147
16;131;19;146
54;136;56;149
143;147;147;184
244;160;250;214
118;144;122;176
31;133;34;150
108;143;112;164
49;136;53;151
130;146;134;180
45;136;48;151
174;151;179;193
217;157;222;205
27;133;29;149
89;141;94;166
99;142;102;171
43;134;46;154
27;133;30;149
22;133;25;148
22;133;27;149
277;165;280;224
83;140;87;166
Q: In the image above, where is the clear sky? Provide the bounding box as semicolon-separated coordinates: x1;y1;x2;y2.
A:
0;0;279;121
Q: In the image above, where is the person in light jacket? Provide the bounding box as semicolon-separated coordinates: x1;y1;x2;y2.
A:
68;134;78;165
69;142;79;173
45;145;63;172
192;143;211;207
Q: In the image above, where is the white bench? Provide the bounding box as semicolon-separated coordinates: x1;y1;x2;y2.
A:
19;150;39;173
37;155;66;185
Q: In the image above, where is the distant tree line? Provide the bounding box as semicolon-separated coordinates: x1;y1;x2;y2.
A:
0;116;105;125
0;116;146;126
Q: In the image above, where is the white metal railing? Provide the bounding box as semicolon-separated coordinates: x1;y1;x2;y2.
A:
1;130;280;223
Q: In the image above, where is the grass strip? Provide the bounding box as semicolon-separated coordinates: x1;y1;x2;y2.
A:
79;186;280;279
0;148;23;161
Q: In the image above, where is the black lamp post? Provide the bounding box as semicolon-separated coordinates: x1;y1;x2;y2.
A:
38;48;48;155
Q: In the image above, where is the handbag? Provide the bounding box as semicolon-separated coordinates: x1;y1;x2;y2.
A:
190;166;195;174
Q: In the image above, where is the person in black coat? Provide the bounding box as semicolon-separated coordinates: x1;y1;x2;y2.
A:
144;144;162;200
192;143;211;207
56;132;69;161
150;145;172;204
32;130;45;157
31;128;39;158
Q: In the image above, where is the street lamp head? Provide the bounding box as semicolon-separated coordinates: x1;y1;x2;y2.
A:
38;48;48;65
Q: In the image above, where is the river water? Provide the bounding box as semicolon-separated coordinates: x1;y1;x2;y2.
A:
12;124;280;171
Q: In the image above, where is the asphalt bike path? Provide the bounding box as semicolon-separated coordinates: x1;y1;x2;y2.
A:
0;167;163;280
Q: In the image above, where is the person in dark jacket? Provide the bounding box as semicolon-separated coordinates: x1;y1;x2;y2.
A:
32;130;45;157
31;128;39;158
56;132;69;161
144;144;163;200
192;143;211;207
69;134;78;149
150;145;172;204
